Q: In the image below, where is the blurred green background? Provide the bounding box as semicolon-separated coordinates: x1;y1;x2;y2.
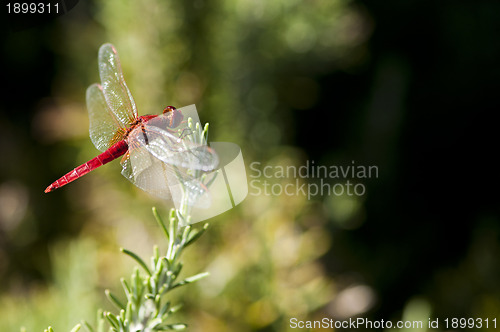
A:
1;0;499;331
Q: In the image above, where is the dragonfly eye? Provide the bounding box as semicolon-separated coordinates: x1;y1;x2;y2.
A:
163;105;177;114
163;105;184;128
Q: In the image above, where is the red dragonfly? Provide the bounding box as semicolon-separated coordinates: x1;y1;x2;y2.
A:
45;43;218;203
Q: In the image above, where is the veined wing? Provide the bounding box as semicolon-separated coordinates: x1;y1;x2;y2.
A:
134;114;219;172
87;83;126;152
98;43;137;127
120;146;212;207
120;147;173;200
122;115;218;207
135;126;219;172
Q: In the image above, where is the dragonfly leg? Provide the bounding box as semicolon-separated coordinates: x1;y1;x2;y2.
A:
141;123;149;145
178;128;193;140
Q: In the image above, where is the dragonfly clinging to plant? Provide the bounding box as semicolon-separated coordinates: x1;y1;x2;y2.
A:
45;43;218;204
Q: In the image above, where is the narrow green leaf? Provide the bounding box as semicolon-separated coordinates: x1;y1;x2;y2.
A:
125;301;133;323
121;278;131;299
132;268;144;307
202;122;210;140
154;294;161;309
171;272;209;289
151;255;157;276
161;255;171;268
105;313;120;330
105;289;126;310
132;268;139;301
70;323;82;332
162;323;188;330
169;304;183;313
154;245;160;263
153;207;169;240
154;257;165;278
185;271;210;282
119;309;126;322
81;320;94;332
159;301;171;317
169;208;176;219
147;318;163;329
158;282;169;295
185;223;209;247
149;274;157;294
157;256;166;276
181;225;192;244
96;310;106;332
173;262;183;277
169;209;177;236
121;248;151;276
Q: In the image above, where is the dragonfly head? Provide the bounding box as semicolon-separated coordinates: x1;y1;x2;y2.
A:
163;106;183;128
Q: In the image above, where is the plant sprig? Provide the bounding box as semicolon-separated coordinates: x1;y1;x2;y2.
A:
82;208;209;332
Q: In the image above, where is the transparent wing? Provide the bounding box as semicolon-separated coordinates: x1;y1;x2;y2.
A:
120;146;212;208
136;114;219;172
121;148;173;200
87;83;126;152
98;43;137;127
121;111;218;207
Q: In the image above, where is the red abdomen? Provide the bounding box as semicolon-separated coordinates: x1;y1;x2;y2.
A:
45;140;129;193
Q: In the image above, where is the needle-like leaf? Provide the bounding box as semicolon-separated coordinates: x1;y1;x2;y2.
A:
162;323;187;330
185;223;209;248
121;248;152;276
105;289;126;311
105;312;120;330
153;207;169;240
171;272;209;290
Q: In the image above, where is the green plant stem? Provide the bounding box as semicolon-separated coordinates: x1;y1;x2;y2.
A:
75;208;209;332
